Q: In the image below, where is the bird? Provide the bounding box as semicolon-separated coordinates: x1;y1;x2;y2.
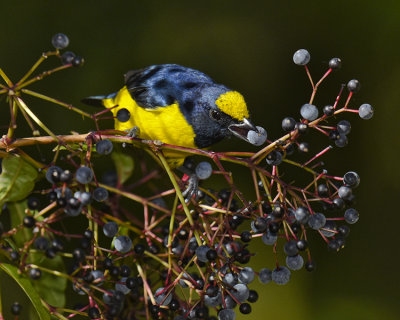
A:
82;64;265;198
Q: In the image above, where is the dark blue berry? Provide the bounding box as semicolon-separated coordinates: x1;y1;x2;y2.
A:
329;58;342;69
323;105;334;116
254;217;267;232
60;170;73;183
96;139;113;155
48;191;57;202
343;171;360;188
120;265;131;277
11;302;22;315
239;303;252;314
34;237;49;251
296;122;308;134
206;249;217;261
282;117;296;131
45;248;57;259
247;290;259;303
75;166;93;184
134;243;145;255
51;238;64;251
329;129;340;140
272;266;291;285
328;239;340;251
284;240;298;256
46;166;62;184
337;225;350;238
23;216;36;228
116;108;131;122
93;187;109;202
29;268;42;280
240;231;252;243
272;203;284;218
126;277;137;289
10;251;19;261
206;285;218;297
300;104;319;121
103;258;113;269
269;222;281;233
298;142;310;153
115;236;132;253
110;266;120;278
72;56;84;67
51;33;69;49
84;229;93;239
27;197;40;210
72;248;86;262
296;239;308;251
333;198;345;210
337;120;351;135
317;184;329;197
338;186;352;200
61;51;76;65
293;49;310;65
266;150;283;166
305;260;316;271
177;228;189;240
347;79;360;92
359;104;374;119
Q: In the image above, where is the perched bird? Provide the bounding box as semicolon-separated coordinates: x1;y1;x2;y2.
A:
82;64;265;168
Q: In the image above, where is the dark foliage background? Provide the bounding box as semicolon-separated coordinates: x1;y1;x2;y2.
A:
0;1;399;319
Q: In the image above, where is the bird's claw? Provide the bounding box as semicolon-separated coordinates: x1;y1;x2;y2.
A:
181;174;199;203
122;127;140;147
126;126;140;138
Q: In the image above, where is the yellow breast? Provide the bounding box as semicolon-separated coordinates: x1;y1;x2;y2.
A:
103;87;196;167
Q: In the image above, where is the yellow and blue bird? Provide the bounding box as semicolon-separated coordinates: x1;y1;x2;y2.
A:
82;64;265;168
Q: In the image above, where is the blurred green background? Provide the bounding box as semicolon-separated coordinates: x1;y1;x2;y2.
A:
1;0;399;319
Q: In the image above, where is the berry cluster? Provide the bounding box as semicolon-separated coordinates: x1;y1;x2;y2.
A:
0;37;373;320
51;33;84;67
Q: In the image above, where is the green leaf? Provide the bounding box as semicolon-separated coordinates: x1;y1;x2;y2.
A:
29;253;67;308
8;200;32;247
112;151;134;184
0;263;50;320
0;156;38;209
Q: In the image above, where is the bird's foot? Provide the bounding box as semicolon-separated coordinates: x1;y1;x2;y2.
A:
122;126;140;147
179;158;199;203
181;174;199;203
126;126;140;138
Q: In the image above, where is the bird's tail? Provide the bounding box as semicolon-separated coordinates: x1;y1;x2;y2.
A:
81;92;117;108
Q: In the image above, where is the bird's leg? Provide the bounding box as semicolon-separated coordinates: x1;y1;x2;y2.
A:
178;158;199;203
181;174;198;203
126;126;140;138
122;126;140;148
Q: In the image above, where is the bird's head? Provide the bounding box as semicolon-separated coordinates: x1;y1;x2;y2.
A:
189;84;258;148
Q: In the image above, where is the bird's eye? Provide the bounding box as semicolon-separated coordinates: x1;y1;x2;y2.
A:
210;109;221;121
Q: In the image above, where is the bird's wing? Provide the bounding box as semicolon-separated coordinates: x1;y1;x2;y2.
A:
124;64;215;110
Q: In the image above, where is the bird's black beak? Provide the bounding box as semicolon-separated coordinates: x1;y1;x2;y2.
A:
228;117;257;143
